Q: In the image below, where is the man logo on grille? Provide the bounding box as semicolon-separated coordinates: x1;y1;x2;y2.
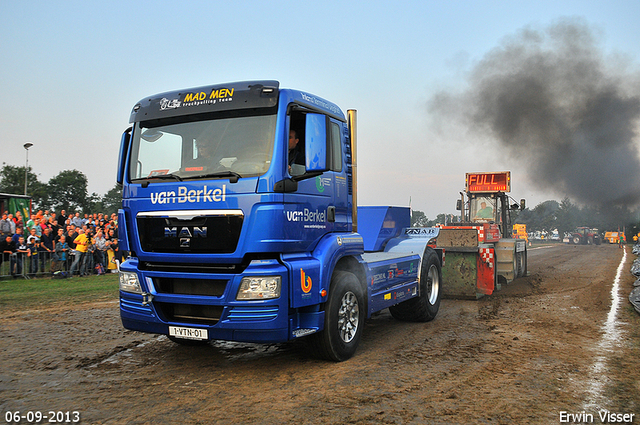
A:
164;226;208;238
165;226;207;248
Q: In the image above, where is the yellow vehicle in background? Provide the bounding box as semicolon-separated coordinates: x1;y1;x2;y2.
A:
513;223;528;243
604;231;625;244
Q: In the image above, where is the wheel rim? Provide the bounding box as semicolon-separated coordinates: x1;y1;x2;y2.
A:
337;291;359;343
426;264;440;304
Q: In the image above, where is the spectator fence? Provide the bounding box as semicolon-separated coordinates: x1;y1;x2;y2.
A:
0;249;118;279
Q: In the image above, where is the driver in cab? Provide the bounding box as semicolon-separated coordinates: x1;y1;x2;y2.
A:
474;202;493;220
194;140;215;170
191;140;231;172
288;129;304;176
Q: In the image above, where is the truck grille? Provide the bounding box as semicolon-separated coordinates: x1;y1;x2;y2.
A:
154;277;227;297
156;302;223;325
140;261;244;273
136;211;243;253
227;306;279;321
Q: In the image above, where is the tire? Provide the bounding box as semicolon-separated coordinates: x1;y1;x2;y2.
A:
310;271;364;362
515;248;528;278
389;248;441;322
572;236;581;245
587;236;593;245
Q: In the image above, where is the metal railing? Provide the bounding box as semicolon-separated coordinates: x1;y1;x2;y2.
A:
0;249;119;279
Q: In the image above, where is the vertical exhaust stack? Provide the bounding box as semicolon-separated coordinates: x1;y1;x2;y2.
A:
348;109;358;233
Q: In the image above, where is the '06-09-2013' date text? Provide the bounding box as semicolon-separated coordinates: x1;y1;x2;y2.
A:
5;411;80;423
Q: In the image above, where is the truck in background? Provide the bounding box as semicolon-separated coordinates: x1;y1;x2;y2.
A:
570;227;602;245
435;171;527;299
604;231;624;244
512;223;528;244
116;81;444;361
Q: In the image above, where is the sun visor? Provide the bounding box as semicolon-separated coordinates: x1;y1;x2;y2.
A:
129;80;279;123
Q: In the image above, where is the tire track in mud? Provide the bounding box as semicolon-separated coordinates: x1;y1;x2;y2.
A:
582;247;629;412
75;338;158;368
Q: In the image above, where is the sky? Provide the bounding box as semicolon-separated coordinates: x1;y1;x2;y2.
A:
2;0;640;218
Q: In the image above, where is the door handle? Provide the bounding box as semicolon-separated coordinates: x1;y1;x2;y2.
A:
328;206;336;222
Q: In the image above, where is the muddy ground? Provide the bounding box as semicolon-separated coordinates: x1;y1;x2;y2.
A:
1;244;639;424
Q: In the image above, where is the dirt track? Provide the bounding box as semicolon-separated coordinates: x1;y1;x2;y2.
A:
1;244;638;424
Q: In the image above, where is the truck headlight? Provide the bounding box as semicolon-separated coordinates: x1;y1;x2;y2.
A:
119;271;142;294
237;276;281;300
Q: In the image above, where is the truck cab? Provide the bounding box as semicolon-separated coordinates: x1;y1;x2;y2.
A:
117;81;442;361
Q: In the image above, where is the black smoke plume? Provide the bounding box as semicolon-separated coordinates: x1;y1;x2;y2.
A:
429;18;640;208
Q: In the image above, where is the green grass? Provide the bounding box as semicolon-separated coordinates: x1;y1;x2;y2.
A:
0;273;120;313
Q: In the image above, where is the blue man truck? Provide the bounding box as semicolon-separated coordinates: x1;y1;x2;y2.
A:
117;81;443;361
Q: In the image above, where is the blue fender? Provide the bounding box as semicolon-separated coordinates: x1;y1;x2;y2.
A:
282;232;364;309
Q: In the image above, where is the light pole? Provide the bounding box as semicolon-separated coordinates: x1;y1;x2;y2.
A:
23;142;33;196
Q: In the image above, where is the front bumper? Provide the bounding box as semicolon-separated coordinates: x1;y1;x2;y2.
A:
119;257;293;343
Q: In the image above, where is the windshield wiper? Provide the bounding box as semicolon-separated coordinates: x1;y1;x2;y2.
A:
194;171;242;183
132;173;183;187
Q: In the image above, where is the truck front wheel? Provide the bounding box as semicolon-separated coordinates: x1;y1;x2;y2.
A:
311;271;364;362
389;248;442;322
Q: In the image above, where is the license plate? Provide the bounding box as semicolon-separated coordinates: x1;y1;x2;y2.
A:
169;326;208;340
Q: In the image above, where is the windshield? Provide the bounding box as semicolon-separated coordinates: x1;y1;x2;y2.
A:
129;114;276;181
470;196;496;222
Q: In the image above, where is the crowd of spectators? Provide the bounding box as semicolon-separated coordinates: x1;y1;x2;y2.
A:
0;209;123;278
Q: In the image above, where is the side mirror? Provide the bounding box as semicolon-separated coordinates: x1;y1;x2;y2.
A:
456;199;462;211
117;128;132;185
520;199;526;210
305;113;330;173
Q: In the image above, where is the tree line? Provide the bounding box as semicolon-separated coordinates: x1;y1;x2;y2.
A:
411;198;640;239
0;163;121;215
5;160;639;238
516;198;640;239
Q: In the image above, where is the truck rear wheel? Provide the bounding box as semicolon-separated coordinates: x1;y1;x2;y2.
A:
310;271;364;362
572;235;581;245
389;248;441;322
